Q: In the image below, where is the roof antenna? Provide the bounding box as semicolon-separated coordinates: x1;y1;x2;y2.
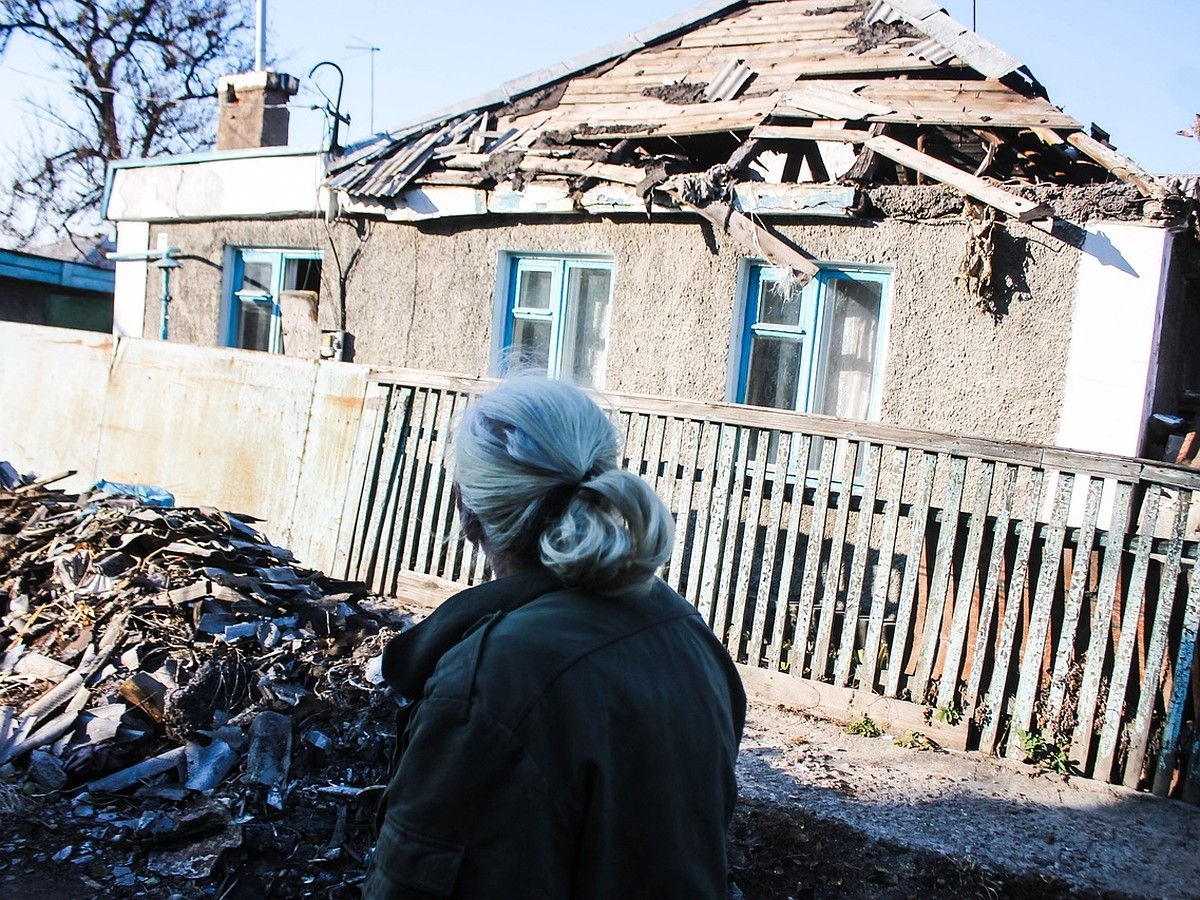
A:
347;39;381;134
972;0;977;30
308;61;351;154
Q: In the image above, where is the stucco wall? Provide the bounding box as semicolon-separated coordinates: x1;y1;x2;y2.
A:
147;211;1085;445
143;219;342;345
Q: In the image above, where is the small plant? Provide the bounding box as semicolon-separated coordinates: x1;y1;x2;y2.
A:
935;702;963;726
844;714;884;738
1015;727;1075;776
894;729;942;751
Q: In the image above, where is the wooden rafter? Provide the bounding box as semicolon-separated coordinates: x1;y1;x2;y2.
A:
1065;132;1167;199
865;135;1053;222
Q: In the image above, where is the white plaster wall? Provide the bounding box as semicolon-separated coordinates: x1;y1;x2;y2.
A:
112;220;150;338
106;152;326;222
0;322;112;493
1056;223;1173;457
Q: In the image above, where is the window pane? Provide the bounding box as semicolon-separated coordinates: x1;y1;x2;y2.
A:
512;316;552;373
746;334;802;409
758;275;803;327
516;269;554;310
238;299;274;351
240;261;274;294
285;258;322;293
566;266;611;387
816;278;882;419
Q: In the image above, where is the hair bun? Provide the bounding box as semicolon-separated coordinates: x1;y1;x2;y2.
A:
452;377;674;597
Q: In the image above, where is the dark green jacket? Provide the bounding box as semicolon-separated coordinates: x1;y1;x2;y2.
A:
364;571;746;899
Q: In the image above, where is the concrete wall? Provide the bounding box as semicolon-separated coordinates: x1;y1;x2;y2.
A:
143;212;1086;445
0;321;367;570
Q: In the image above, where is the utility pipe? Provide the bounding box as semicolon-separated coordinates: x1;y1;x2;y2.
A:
256;0;268;70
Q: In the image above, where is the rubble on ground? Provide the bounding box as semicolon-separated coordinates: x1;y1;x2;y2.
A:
0;472;415;897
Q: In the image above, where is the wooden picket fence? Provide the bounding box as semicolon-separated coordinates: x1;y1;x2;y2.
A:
333;369;1200;801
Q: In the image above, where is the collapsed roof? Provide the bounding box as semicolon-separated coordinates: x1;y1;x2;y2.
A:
325;0;1178;279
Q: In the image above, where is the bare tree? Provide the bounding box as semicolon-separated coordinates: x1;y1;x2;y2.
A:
1;0;255;248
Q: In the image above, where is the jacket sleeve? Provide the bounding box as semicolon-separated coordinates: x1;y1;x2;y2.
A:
363;670;567;897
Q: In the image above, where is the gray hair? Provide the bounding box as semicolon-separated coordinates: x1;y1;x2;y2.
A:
452;376;674;597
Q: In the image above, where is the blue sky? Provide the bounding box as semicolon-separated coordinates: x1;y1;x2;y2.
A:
1;0;1197;176
275;0;1199;174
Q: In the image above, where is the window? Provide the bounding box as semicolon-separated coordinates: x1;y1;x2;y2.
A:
499;255;614;387
736;263;888;420
225;248;322;352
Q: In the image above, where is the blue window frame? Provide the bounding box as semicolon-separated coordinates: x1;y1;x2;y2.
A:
499;254;614;387
225;248;322;352
736;263;889;421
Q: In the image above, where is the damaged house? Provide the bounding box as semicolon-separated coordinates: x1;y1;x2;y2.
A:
103;0;1198;459
12;0;1200;813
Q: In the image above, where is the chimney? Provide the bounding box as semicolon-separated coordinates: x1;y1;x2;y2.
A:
216;70;300;152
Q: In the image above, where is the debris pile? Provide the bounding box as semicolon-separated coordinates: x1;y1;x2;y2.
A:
0;474;414;897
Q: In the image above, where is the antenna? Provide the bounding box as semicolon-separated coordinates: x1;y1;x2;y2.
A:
347;39;381;134
308;61;350;154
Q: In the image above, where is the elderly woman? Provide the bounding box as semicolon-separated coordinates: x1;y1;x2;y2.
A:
364;376;745;899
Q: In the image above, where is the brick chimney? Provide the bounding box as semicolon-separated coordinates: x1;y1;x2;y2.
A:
216;70;300;152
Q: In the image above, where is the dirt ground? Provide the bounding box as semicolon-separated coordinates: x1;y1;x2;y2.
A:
4;699;1199;898
734;701;1200;899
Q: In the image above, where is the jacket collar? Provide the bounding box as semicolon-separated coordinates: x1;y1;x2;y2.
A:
381;569;563;699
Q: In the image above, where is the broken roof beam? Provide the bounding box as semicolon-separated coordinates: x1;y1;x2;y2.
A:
751;125;873;143
666;191;820;286
442;153;648;188
1064;131;1167;199
863;134;1052;222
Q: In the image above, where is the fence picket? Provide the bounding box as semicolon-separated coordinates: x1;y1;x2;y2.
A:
1069;481;1135;773
414;390;458;576
792;438;838;679
912;455;968;702
333;382;390;580
885;451;937;698
713;428;751;645
860;446;906;692
768;433;810;673
727;430;772;658
1043;476;1105;729
664;418;699;593
812;439;860;680
389;388;437;591
978;469;1046;754
697;424;738;626
963;464;1017;717
1153;560;1200;795
834;443;882;687
1094;486;1164;781
684;421;720;602
361;386;415;591
751;432;794;668
438;392;474;580
936;460;996;710
1123;492;1191;788
1007;472;1076;756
